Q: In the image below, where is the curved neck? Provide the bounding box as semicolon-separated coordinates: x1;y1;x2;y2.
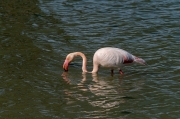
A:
74;52;88;72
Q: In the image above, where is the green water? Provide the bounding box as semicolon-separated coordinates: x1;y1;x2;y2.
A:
0;0;179;118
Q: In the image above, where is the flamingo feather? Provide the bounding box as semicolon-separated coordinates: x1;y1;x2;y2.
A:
63;47;146;75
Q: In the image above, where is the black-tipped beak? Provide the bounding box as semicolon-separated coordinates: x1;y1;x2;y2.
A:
64;69;68;72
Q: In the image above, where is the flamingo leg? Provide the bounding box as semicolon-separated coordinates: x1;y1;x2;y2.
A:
119;69;124;75
111;69;114;76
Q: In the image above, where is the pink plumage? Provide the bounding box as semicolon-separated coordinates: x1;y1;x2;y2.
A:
63;47;146;75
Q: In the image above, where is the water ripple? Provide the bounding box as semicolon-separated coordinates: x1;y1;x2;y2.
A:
0;0;179;118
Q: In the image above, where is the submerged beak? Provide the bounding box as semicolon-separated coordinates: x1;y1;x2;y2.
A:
63;60;69;72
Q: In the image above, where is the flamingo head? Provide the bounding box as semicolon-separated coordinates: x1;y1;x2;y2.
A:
63;53;76;72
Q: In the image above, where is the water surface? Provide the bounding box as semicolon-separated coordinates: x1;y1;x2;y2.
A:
0;0;179;118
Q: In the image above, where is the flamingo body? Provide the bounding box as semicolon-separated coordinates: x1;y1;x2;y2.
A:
93;47;134;69
63;47;146;74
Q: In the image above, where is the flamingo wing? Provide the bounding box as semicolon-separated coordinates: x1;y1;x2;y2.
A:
93;47;135;68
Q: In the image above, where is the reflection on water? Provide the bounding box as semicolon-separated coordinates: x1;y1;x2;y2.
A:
61;72;144;115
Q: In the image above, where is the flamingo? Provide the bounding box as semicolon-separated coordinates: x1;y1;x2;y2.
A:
63;47;146;75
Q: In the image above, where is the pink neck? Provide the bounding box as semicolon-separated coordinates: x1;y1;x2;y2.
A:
74;52;88;72
74;52;99;73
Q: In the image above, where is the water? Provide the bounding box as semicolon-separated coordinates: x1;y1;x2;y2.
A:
0;0;180;118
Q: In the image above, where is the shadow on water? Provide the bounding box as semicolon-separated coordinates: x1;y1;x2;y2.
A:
0;0;49;118
0;0;44;72
0;0;65;118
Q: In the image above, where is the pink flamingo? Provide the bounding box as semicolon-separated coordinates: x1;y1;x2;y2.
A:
63;47;146;75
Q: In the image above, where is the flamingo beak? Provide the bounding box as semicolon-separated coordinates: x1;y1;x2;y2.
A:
63;60;69;72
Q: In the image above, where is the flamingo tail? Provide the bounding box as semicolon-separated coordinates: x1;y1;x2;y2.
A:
134;57;147;65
